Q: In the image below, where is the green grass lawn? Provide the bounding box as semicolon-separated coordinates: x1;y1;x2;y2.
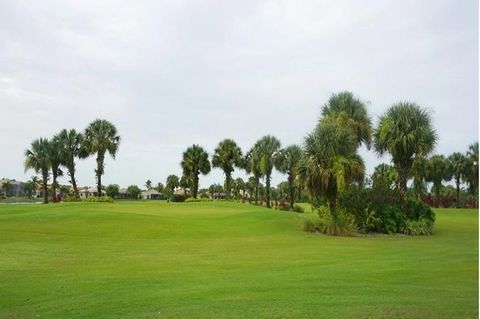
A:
0;201;477;318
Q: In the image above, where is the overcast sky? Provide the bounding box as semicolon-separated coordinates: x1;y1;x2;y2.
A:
0;0;478;189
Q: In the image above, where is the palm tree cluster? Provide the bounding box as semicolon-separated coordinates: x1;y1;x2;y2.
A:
24;119;120;203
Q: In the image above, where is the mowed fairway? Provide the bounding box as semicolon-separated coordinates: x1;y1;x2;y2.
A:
0;201;477;319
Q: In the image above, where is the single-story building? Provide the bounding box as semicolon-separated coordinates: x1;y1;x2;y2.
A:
141;189;162;200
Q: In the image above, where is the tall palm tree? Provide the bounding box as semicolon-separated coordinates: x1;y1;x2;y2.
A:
274;144;302;209
371;163;397;190
321;91;372;148
55;128;83;198
464;142;479;196
411;156;428;200
234;177;246;199
24;138;51;204
145;180;152;190
298;122;365;217
212;139;243;200
246;176;256;203
254;135;281;208
426;155;452;207
180;145;211;198
47;138;63;202
448;152;467;207
244;148;263;205
166;174;180;197
373;102;437;211
82;119;120;197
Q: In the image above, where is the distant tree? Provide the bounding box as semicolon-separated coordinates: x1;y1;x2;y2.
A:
244;148;263;205
275;144;302;209
181;145;211;198
25;138;51;204
106;184;120;198
47;138;63;202
246;176;256;203
448;152;467;207
321;91;372;148
55;129;83;198
155;182;165;194
166;174;180;197
212;139;243;200
464;142;479;196
1;180;12;197
411;156;428;200
426;155;452;207
253;135;281;208
234;177;245;199
298;122;364;217
145;179;152;190
373;102;437;212
179;175;192;195
276;181;289;199
371;163;397;190
127;185;141;199
82;119;120;197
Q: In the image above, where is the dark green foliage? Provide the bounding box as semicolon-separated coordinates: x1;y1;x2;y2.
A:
293;204;304;213
170;194;186;202
127;185;141;199
105;184;120;198
82;196;114;203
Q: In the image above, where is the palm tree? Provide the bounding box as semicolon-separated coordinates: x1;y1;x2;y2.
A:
411;156;428;200
426;155;452;207
24;138;51;204
464;142;479;196
145;180;152;190
244;148;263;205
448;152;467;207
1;180;12;197
246;176;256;203
373;102;437;211
82;119;120;197
371;163;397;190
180;145;211;198
55;129;83;198
274;144;302;209
321;91;372;148
298;122;365;217
46;138;63;202
155;182;164;194
254;135;281;208
234;177;245;199
212;139;243;200
166;174;180;197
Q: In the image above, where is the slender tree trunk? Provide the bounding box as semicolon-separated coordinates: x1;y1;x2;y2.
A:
193;174;199;198
96;154;104;197
397;166;409;213
456;178;461;208
69;167;79;198
254;176;259;205
42;168;49;204
435;184;441;207
51;168;57;203
266;174;271;208
288;173;294;210
225;172;231;200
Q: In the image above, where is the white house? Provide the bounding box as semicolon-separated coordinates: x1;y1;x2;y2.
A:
141;189;162;200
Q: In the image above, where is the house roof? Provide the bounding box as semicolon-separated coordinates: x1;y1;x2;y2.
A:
141;189;160;195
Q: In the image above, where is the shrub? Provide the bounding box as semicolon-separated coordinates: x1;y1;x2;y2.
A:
293;204;305;213
277;199;290;211
301;213;324;232
62;196;81;202
401;218;434;235
200;193;209;199
319;210;357;236
170;194;186;202
185;197;201;203
83;196;114;203
407;199;435;224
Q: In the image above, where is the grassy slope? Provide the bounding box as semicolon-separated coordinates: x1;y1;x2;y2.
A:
0;201;477;318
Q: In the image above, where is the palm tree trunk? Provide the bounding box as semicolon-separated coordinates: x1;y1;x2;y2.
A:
96;154;104;197
42;168;49;204
225;173;231;200
288;174;294;210
266;174;271;208
193;174;199;198
254;177;259;205
51;169;57;203
456;178;461;208
69;168;79;198
397;166;409;213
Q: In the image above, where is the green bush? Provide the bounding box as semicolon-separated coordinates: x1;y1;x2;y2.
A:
82;196;114;203
401;218;434;235
185;197;201;203
293;204;304;213
170;194;186;202
62;196;81;202
407;199;436;224
301;213;324;232
319;210;357;236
